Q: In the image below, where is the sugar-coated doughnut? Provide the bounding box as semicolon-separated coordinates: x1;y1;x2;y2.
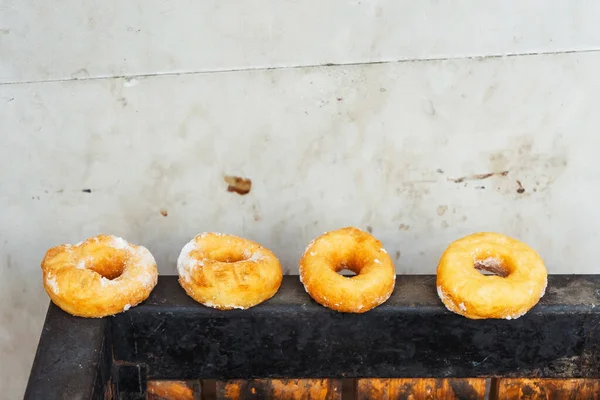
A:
436;232;547;320
299;227;396;313
177;233;283;310
41;235;158;318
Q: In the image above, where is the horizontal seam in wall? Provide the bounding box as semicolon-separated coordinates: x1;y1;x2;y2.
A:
2;48;600;86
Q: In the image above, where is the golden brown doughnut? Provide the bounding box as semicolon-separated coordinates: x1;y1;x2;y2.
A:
177;232;283;310
41;234;158;318
436;232;547;320
299;227;395;313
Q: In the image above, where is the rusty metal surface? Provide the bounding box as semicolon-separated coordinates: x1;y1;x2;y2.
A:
147;380;200;400
115;276;600;380
216;379;341;400
24;275;600;399
143;275;600;309
357;378;487;400
24;305;110;400
494;378;600;399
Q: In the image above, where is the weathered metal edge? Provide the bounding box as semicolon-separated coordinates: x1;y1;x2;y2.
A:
24;304;110;400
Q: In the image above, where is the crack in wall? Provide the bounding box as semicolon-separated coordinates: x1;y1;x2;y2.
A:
2;48;600;87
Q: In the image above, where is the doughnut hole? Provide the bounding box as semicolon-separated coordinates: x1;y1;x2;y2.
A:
337;268;357;277
332;251;375;278
205;248;251;263
87;250;128;280
474;256;512;278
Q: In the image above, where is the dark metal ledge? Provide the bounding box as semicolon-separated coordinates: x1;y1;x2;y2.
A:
24;302;110;399
25;275;600;399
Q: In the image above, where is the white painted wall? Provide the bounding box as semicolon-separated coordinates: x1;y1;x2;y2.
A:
2;1;600;396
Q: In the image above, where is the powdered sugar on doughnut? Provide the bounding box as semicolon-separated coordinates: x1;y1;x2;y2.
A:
437;285;459;314
135;246;156;268
100;277;113;287
137;269;157;289
110;236;131;251
177;232;282;311
539;278;548;298
41;234;158;318
203;301;246;310
298;271;307;287
302;238;317;256
247;251;264;262
91;237;156;289
177;238;200;283
46;274;59;294
504;309;528;320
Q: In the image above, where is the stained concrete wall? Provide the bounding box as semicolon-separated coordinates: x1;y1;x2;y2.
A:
2;1;600;396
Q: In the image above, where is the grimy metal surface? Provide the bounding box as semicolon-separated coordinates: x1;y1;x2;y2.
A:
24;304;110;400
24;275;600;399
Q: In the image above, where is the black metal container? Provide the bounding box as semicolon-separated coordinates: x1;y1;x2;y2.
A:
24;275;600;399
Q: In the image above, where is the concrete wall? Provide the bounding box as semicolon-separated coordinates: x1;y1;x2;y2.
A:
2;1;600;396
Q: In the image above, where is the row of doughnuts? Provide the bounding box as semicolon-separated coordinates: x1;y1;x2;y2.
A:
41;227;547;320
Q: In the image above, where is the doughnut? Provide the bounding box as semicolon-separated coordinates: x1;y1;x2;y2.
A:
299;227;396;313
177;233;283;310
436;232;547;320
41;234;158;318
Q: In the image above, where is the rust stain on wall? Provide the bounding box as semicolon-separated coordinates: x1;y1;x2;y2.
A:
449;170;509;183
225;175;252;195
487;136;569;195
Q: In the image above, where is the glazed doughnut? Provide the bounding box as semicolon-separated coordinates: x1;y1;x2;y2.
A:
177;233;283;310
299;227;395;313
436;232;547;320
41;234;158;318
